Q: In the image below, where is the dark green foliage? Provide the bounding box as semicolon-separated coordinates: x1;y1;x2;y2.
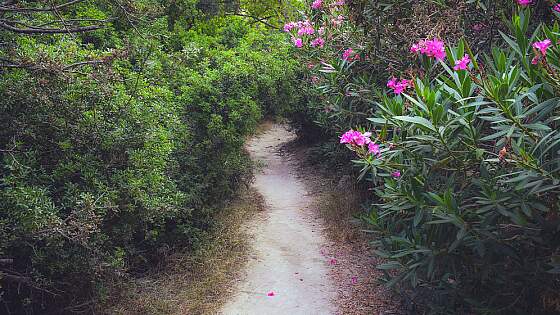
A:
292;1;560;313
0;1;303;313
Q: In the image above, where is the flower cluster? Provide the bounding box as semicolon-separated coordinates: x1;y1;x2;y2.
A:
342;48;360;61
453;54;471;71
517;0;532;6
387;78;410;94
340;130;371;146
332;15;345;27
532;39;552;64
284;19;329;49
312;0;323;9
339;130;385;158
410;39;446;60
311;37;325;48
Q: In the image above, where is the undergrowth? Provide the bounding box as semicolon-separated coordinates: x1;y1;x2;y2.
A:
103;186;265;315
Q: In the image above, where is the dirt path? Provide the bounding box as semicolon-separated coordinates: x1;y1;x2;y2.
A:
220;124;337;315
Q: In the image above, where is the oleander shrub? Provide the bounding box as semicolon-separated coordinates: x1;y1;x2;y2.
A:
289;0;560;313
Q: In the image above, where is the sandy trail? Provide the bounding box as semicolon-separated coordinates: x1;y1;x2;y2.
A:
220;124;336;315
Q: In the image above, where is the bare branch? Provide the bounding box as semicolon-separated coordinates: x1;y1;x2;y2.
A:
225;13;279;29
35;18;114;27
0;0;84;12
0;20;103;34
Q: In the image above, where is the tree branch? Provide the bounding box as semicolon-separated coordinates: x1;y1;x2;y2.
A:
0;0;84;12
0;20;103;34
225;13;279;29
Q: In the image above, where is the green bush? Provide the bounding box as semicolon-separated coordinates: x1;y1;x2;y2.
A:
290;1;560;313
0;2;303;312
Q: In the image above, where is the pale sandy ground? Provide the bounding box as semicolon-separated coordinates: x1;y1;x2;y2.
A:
220;124;337;315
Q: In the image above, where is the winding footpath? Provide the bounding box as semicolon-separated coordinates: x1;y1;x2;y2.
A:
220;124;337;315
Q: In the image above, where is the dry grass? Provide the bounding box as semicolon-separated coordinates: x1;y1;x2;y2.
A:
314;177;369;244
104;187;265;315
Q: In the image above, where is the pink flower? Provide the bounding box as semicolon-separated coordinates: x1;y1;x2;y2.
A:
387;77;397;89
368;142;380;156
298;26;315;36
533;39;552;56
307;63;315;69
311;37;325;48
297;20;315;36
293;37;303;48
554;4;560;13
351;276;358;285
387;77;410;94
329;258;337;265
411;39;446;60
517;0;532;6
472;23;485;32
311;0;323;9
267;291;275;297
340;130;371;146
332;0;345;5
453;54;471;71
342;48;360;62
283;22;296;32
342;48;354;61
332;15;344;27
391;171;401;178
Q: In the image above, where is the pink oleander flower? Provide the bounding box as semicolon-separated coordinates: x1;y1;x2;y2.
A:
342;48;360;61
340;130;371;146
554;4;560;13
311;0;323;9
533;39;552;56
342;48;353;60
391;170;401;178
332;15;344;27
387;77;397;89
472;23;485;31
368;142;380;156
298;26;315;36
387;77;410;94
453;54;471;71
518;0;532;6
411;39;446;60
283;22;296;32
311;37;325;48
267;291;275;297
293;37;303;48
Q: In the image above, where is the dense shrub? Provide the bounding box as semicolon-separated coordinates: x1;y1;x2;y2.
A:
290;0;560;313
0;1;302;313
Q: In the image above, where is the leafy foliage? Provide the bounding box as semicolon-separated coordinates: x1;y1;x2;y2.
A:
291;1;560;313
0;1;303;313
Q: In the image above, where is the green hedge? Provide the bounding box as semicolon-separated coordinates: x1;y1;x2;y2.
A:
0;8;302;313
